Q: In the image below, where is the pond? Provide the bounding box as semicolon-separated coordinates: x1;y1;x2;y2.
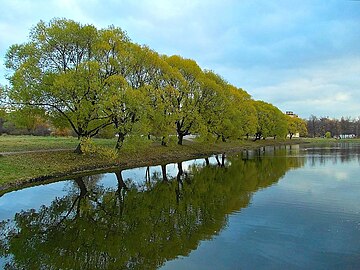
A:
0;143;359;269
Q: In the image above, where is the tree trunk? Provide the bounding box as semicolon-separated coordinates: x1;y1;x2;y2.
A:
178;134;184;145
205;157;210;166
74;142;82;154
215;155;221;166
221;153;225;167
161;136;167;146
176;163;183;204
145;166;151;184
74;136;88;154
115;132;125;150
161;164;168;182
253;132;262;141
74;177;88;217
75;177;87;198
177;162;183;175
289;133;293;140
115;171;128;190
115;171;127;216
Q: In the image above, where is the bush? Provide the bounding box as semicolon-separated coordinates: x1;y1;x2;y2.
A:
80;138;118;160
122;135;152;151
51;128;73;137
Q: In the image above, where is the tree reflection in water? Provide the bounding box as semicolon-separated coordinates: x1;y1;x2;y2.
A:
0;150;304;270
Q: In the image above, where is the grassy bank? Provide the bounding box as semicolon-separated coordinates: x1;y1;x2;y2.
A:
0;135;307;190
302;137;360;144
0;135;116;152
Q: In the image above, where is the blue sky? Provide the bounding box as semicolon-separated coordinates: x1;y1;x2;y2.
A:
0;0;359;118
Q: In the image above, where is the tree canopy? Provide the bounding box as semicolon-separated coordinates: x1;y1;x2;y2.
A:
4;18;306;151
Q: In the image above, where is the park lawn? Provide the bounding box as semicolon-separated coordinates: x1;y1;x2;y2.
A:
303;138;360;144
0;135;117;152
0;135;306;189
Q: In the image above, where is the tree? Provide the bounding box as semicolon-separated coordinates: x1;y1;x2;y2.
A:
253;101;286;140
0;85;5;106
307;115;318;138
5;19;131;152
164;55;206;145
201;71;257;142
306;116;360;138
287;116;307;139
227;86;257;139
126;46;183;146
102;75;145;149
5;106;50;135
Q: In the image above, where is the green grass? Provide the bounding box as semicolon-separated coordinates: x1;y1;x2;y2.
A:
302;137;360;144
0;135;305;189
0;135;116;152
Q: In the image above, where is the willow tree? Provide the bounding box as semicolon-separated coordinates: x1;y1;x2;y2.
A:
122;45;183;145
5;19;131;152
287;116;307;139
102;75;145;149
165;55;213;145
200;71;258;142
253;100;287;140
197;71;229;141
97;35;148;150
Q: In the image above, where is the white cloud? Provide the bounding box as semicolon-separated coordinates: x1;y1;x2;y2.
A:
246;57;360;118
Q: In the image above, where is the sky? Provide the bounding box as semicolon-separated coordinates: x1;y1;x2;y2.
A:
0;0;359;119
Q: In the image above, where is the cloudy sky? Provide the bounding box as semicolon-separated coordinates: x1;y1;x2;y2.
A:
0;0;359;118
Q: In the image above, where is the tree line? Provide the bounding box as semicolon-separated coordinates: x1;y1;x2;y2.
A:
307;115;360;138
0;18;307;152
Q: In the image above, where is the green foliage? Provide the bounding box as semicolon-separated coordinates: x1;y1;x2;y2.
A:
96;125;115;139
287;116;308;139
6;107;47;131
79;137;97;154
121;135;152;152
4;18;291;149
80;137;118;160
6;19;129;141
0;85;5;105
254;101;287;140
325;131;332;138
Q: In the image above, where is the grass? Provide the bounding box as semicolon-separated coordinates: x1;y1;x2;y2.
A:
302;137;360;145
0;135;312;190
0;135;116;152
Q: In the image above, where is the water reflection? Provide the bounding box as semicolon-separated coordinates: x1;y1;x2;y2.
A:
303;142;360;166
0;149;304;270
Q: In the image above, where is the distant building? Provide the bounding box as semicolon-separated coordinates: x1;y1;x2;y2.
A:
338;134;356;139
285;111;298;118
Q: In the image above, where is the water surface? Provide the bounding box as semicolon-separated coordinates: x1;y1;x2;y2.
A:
0;143;359;269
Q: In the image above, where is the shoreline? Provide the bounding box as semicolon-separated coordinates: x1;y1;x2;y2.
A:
0;139;306;194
